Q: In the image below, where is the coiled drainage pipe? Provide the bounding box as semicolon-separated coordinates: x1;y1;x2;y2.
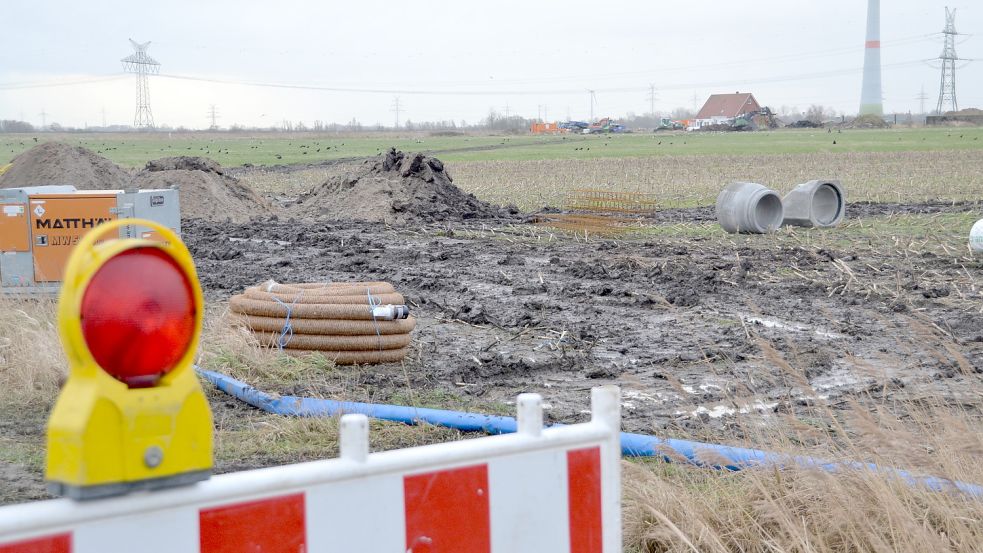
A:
197;369;982;499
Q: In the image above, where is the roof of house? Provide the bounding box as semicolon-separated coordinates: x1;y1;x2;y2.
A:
696;93;760;120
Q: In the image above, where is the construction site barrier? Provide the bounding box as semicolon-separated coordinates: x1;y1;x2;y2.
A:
0;386;622;552
196;369;983;500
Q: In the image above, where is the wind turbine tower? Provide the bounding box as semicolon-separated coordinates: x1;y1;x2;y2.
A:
121;39;161;129
859;0;883;116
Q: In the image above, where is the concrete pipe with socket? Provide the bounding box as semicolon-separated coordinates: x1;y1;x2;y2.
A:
716;182;784;234
971;219;983;254
782;180;845;228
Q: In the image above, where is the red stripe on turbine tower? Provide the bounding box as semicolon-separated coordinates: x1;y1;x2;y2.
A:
865;40;881;48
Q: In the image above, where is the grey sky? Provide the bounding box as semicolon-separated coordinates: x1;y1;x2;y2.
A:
1;0;979;129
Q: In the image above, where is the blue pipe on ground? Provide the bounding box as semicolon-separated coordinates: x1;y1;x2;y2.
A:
197;368;982;499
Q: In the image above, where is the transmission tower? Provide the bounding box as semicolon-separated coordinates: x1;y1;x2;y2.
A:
935;7;962;114
39;109;47;129
207;105;220;130
121;39;160;129
646;84;657;116
390;97;402;129
915;86;929;115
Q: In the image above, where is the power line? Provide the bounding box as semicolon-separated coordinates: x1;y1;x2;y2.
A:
152;56;918;96
0;75;126;90
0;56;932;101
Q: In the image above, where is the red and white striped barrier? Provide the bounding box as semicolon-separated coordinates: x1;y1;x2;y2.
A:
0;387;621;553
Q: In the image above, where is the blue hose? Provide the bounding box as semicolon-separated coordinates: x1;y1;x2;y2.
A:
197;368;982;499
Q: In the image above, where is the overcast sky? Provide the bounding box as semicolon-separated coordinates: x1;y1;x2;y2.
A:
1;0;979;129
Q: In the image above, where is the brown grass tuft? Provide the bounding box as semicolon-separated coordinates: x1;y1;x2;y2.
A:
0;296;66;405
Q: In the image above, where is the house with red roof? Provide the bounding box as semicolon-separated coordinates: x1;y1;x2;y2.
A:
694;92;761;129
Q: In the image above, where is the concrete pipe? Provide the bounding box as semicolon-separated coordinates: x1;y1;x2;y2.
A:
782;180;846;228
971;219;983;254
716;182;784;234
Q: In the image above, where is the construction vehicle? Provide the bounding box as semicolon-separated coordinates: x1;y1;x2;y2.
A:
530;122;565;134
655;117;684;130
0;185;179;293
583;118;629;134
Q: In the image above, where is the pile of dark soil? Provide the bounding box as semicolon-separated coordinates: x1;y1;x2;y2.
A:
292;148;519;224
132;158;270;223
143;156;224;174
0;142;132;190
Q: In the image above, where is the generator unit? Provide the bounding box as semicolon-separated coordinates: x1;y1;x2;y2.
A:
0;185;180;293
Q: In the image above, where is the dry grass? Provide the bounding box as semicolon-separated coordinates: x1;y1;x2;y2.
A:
451;151;983;210
0;296;65;406
623;394;983;552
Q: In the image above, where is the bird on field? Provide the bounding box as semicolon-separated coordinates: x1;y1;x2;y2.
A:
832;140;837;145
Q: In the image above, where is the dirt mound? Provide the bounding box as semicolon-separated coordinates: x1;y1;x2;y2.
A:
944;108;983;116
292;148;518;223
132;164;270;223
144;156;224;174
847;114;889;129
0;142;132;190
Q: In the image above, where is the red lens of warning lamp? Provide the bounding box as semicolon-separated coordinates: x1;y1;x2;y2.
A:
80;247;196;388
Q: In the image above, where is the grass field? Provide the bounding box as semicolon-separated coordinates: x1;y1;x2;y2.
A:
2;127;983;167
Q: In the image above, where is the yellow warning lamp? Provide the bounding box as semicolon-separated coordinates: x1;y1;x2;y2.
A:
46;219;212;500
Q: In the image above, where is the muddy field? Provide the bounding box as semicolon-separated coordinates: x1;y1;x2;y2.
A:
187;203;983;435
2;143;981;512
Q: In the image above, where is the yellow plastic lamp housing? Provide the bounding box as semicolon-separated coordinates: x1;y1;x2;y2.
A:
46;219;213;500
